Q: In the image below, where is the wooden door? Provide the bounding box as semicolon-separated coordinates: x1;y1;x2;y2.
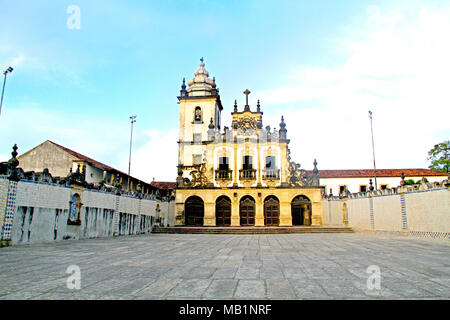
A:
216;197;231;226
185;197;204;226
240;197;255;226
264;197;279;226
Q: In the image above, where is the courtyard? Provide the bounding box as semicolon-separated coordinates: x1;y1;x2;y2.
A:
0;233;449;300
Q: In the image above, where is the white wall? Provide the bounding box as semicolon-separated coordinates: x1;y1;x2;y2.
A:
323;182;449;239
321;176;446;195
2;180;165;246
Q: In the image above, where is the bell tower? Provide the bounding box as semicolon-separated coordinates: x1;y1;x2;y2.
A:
178;59;223;167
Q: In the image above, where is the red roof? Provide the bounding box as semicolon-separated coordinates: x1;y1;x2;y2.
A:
151;181;177;190
47;140;152;184
312;169;447;179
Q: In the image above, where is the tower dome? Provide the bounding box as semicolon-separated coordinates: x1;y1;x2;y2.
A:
187;58;218;97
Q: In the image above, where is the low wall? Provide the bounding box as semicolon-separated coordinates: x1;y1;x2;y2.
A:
0;176;171;246
322;180;449;240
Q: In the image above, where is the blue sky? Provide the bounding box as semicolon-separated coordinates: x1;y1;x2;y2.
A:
1;0;449;182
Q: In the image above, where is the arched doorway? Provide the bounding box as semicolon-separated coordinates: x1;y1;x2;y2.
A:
264;196;279;226
240;196;255;226
185;196;204;226
291;195;312;226
216;196;232;226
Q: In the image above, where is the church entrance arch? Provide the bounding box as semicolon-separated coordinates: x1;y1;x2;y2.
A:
185;196;204;226
240;196;255;226
291;195;312;226
216;196;232;226
264;196;279;226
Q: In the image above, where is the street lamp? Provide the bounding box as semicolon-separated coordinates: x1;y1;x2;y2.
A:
128;115;137;191
0;66;14;119
368;110;378;190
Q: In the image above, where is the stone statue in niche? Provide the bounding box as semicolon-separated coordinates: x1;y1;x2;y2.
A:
194;107;202;121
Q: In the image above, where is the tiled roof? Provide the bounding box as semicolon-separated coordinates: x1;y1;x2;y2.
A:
47;140;151;184
151;181;177;190
312;169;448;179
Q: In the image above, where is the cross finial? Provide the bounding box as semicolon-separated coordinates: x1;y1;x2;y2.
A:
243;89;251;106
200;57;204;63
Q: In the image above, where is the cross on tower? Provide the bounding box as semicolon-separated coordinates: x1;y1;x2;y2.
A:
243;89;251;106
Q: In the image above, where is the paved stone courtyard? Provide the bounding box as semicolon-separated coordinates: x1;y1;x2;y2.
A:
0;233;449;300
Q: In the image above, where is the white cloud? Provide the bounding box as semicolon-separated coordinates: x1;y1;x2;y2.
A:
255;3;450;170
130;129;178;182
0;105;177;183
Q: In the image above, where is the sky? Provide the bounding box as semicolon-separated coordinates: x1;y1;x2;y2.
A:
0;0;449;182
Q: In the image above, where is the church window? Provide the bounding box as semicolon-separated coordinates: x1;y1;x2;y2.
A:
265;156;276;169
381;184;388;190
339;185;347;194
243;156;253;170
194;106;202;122
219;157;229;171
193;154;202;165
359;185;367;192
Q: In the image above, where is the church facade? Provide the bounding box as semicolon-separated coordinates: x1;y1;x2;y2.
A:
175;60;323;227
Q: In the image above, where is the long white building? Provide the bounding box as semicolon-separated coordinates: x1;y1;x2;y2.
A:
315;169;447;195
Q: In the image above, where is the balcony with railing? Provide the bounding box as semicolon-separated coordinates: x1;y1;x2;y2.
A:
215;169;233;180
239;169;257;180
262;169;280;180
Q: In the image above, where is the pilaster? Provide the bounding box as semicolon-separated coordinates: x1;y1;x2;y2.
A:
204;202;216;226
279;201;292;226
255;195;264;226
311;201;322;226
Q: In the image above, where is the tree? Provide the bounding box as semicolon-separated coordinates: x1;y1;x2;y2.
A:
428;140;450;173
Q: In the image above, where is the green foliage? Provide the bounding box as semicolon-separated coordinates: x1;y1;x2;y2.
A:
404;179;416;185
427;140;450;173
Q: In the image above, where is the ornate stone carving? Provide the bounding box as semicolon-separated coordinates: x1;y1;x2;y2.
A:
0;145;25;182
236;117;257;132
287;157;320;188
180;164;209;188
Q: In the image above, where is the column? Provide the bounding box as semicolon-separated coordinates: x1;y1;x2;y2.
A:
135;198;142;234
231;194;240;226
279;201;292;226
112;194;120;236
175;202;184;226
342;200;348;226
255;195;264;226
1;180;17;247
204;202;216;226
310;201;322;226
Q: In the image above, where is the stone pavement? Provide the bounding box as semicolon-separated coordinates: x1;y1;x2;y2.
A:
0;233;449;300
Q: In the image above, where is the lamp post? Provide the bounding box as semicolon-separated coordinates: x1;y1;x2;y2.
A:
368;110;378;190
128;115;136;191
0;66;14;119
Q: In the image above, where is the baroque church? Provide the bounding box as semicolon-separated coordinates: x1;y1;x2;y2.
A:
175;59;322;227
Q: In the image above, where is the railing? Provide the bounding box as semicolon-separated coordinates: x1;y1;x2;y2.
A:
239;169;256;180
262;169;280;180
215;170;232;180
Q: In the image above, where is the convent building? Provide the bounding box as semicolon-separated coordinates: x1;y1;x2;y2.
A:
175;59;322;227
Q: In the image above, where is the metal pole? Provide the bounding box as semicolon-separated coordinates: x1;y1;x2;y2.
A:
0;70;10;119
128;115;136;191
369;110;378;190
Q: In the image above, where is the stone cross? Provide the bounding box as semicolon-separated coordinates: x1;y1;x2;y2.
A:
243;89;251;106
